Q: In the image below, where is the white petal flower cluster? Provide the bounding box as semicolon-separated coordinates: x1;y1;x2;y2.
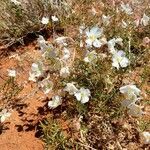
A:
41;17;49;25
64;83;91;104
85;26;103;48
8;69;16;77
112;50;129;70
48;95;62;109
120;2;133;15
28;62;43;82
74;88;91;104
0;109;11;123
107;38;129;70
120;84;143;117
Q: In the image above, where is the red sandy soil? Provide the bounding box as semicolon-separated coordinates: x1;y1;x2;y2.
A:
0;43;52;150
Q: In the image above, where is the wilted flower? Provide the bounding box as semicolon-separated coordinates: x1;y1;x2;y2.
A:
127;103;143;117
0;109;11;123
8;69;16;77
37;35;48;52
141;13;150;26
41;17;49;25
120;2;133;15
112;50;129;69
120;84;141;99
10;0;21;5
51;15;59;22
102;15;111;26
64;82;78;95
39;77;53;94
62;47;70;60
28;62;43;82
141;132;150;144
84;50;97;63
75;87;91;104
85;26;103;48
60;66;70;78
55;36;68;46
48;95;62;109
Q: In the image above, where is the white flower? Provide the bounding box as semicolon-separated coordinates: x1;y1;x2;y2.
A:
141;13;150;26
64;83;78;95
60;66;70;78
108;38;123;54
39;77;53;94
0;109;11;123
112;50;129;70
37;35;48;51
48;95;62;109
120;2;133;15
28;63;43;82
141;132;150;144
84;50;97;63
120;84;141;99
8;69;16;77
85;26;103;48
102;15;111;26
51;16;59;22
127;103;143;117
10;0;21;5
75;87;91;104
62;47;70;60
41;17;49;25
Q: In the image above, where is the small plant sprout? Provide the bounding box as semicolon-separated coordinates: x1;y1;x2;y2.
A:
112;50;129;70
74;87;91;104
120;2;133;15
141;13;150;26
51;15;59;22
84;50;98;63
102;15;111;26
41;17;49;25
8;69;16;77
28;62;43;82
39;77;53;94
10;0;21;5
85;26;103;48
0;109;11;123
60;66;70;78
127;103;143;117
48;95;62;109
64;82;78;95
141;131;150;144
